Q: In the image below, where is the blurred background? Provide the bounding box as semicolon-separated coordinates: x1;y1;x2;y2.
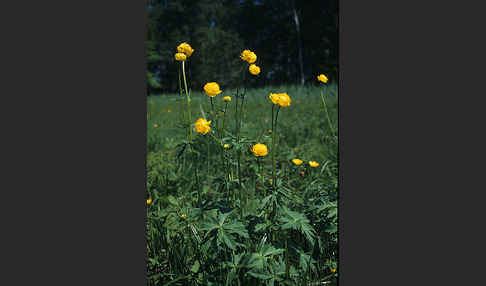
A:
146;0;338;95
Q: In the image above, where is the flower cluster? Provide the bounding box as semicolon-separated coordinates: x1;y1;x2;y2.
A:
241;49;261;76
174;42;194;61
195;118;211;135
292;158;320;167
269;92;291;107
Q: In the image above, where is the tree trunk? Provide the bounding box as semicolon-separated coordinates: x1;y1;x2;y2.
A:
293;2;305;85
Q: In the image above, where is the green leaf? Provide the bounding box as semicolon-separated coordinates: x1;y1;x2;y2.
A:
191;260;200;273
167;195;178;206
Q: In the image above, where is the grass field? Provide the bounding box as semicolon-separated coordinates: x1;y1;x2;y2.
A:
148;84;337;158
147;83;338;285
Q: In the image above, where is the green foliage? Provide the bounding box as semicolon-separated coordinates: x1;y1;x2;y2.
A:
147;84;338;285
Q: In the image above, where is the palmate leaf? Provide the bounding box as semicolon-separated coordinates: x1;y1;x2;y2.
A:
200;210;249;251
296;248;317;274
267;257;291;286
279;207;317;246
246;242;285;271
222;252;246;286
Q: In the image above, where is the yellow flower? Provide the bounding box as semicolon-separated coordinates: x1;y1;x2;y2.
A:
177;42;194;57
174;52;187;61
268;129;272;134
181;213;187;219
223;96;231;102
168;109;172;113
252;143;268;157
292;158;303;165
278;93;291;107
195;118;211;135
247;52;257;64
317;74;328;83
331;268;336;273
223;144;230;149
309;161;319;167
153;124;159;128
240;50;252;62
269;93;291;107
146;199;152;205
249;64;261;75
203;82;222;97
240;49;257;64
269;93;280;105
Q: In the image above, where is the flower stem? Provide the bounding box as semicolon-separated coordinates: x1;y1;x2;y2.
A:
259;158;265;196
270;105;281;197
182;61;192;142
181;61;201;208
207;135;210;188
222;102;228;136
221;102;228;186
320;86;335;136
271;104;275;191
274;106;281;177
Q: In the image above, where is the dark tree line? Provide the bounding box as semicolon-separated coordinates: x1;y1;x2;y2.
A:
147;0;338;94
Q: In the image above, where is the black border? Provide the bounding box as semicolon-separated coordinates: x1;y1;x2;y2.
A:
4;0;480;285
3;1;147;285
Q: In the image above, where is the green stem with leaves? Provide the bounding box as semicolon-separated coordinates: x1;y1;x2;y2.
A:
181;60;201;208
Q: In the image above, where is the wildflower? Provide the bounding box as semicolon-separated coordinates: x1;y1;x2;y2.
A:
268;129;272;134
146;199;152;205
247;52;257;64
174;52;187;61
331;268;337;273
269;93;291;107
278;93;291;107
153;124;159;128
292;158;303;165
240;49;252;62
223;144;230;149
252;143;268;157
317;74;328;83
309;161;319;167
181;213;187;219
249;64;261;75
195;118;211;135
240;49;257;64
177;42;194;57
223;96;231;102
168;109;172;113
203;82;222;97
269;93;280;105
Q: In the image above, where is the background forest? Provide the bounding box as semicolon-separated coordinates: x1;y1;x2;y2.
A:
147;0;338;94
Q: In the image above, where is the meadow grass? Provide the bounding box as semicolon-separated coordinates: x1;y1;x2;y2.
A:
146;83;338;285
148;84;337;160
